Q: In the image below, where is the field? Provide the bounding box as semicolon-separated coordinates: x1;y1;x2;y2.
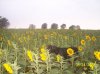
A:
0;29;100;74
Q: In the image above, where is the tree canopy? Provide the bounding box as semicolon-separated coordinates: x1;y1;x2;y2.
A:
29;24;36;29
0;16;10;28
41;23;47;29
51;23;58;29
61;24;66;29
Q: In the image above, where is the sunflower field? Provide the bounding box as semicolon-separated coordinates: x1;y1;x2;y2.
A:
0;29;100;74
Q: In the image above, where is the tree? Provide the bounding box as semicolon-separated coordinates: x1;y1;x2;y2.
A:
69;25;80;30
51;23;58;29
61;24;66;29
29;24;36;29
69;25;76;30
41;23;47;29
0;16;10;28
76;25;80;30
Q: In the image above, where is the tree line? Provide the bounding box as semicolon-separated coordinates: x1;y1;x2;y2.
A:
0;16;80;30
29;23;80;30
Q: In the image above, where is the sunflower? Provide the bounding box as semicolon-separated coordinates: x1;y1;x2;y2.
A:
3;63;13;74
94;51;98;55
40;45;47;53
86;35;91;41
56;54;61;62
92;36;96;41
27;50;34;62
94;51;100;61
66;48;74;56
81;39;85;45
88;62;95;70
78;46;83;51
40;53;47;61
40;48;46;53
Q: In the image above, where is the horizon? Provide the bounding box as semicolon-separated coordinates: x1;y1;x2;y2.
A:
8;24;100;30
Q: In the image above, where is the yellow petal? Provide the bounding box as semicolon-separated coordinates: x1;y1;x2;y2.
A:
3;63;13;74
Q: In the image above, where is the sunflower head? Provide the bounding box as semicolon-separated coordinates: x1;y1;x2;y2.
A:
40;48;46;53
56;54;62;62
40;45;47;53
81;39;85;45
40;53;47;61
92;36;96;41
3;63;13;74
27;50;34;62
94;51;100;61
88;62;95;70
94;51;98;55
66;48;74;56
78;46;83;51
86;35;91;41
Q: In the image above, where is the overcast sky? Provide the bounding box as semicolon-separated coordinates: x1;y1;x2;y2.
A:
0;0;100;29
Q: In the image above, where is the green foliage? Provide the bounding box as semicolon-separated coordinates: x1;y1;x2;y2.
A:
60;24;66;29
0;29;100;74
41;23;47;29
51;23;58;29
0;16;10;28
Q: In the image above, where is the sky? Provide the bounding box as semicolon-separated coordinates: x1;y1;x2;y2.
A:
0;0;100;29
